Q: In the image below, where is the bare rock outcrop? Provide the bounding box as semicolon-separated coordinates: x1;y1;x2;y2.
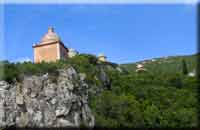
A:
0;67;95;128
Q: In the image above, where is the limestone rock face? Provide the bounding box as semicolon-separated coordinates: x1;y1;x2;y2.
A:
0;81;16;127
0;67;95;128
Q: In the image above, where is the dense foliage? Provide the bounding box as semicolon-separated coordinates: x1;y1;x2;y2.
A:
91;54;198;127
91;70;198;127
0;54;198;127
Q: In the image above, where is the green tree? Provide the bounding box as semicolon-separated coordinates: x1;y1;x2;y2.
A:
182;59;188;75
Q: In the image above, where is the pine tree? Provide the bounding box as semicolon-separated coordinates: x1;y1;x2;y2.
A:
182;59;188;75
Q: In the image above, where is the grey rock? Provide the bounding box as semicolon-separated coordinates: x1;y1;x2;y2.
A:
116;67;123;72
16;94;24;105
0;81;9;90
17;112;29;127
0;67;96;128
79;73;86;81
55;107;69;117
57;118;75;127
0;100;5;126
33;111;42;124
74;112;80;126
50;98;57;105
66;67;77;79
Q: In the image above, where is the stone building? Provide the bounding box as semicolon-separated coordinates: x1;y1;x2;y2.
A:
135;63;147;72
68;48;78;58
33;27;68;63
98;53;107;62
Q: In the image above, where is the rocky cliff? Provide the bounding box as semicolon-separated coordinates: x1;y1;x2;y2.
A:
0;67;102;128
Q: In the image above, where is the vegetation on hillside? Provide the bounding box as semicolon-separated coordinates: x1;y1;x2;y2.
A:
121;54;197;75
0;54;198;127
91;69;198;127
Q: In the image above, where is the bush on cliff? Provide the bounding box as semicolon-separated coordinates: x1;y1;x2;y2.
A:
0;54;99;83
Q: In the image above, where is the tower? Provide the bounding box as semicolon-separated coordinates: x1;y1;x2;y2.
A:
33;27;68;63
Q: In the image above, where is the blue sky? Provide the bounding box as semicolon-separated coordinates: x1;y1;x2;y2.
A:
3;4;197;63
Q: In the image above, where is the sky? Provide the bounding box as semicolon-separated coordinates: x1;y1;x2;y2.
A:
2;4;197;63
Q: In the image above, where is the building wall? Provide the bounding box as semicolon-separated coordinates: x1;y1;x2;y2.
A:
98;56;107;62
34;43;59;63
59;45;68;59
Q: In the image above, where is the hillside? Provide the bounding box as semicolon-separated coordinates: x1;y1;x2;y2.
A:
121;54;197;75
0;54;198;128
